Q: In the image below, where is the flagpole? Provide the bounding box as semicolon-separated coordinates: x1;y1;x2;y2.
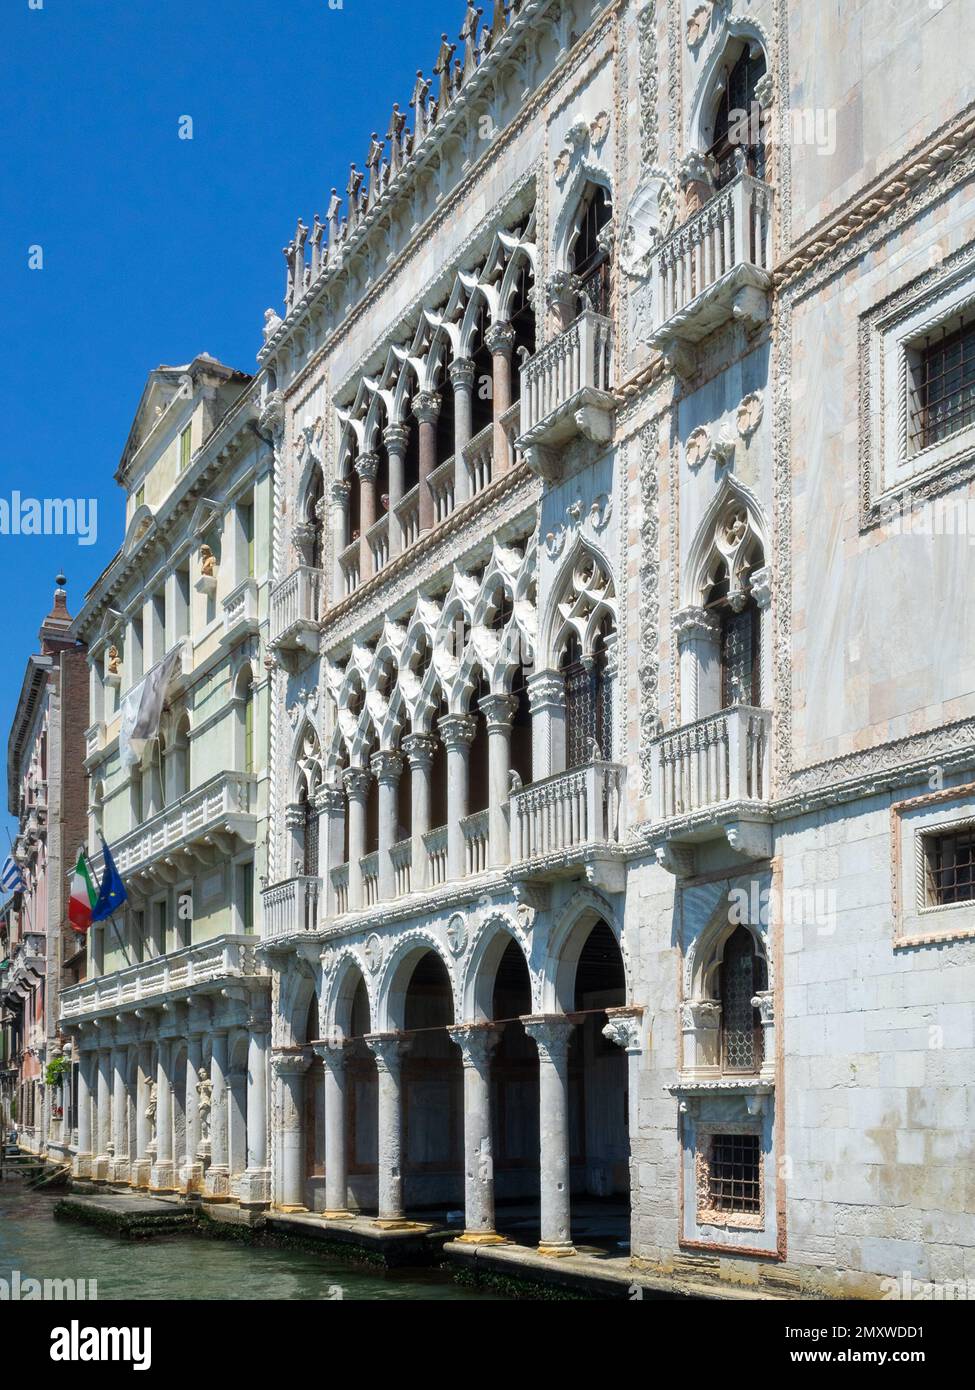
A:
92;836;132;969
4;824;34;937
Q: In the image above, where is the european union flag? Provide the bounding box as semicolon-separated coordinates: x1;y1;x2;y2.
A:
90;839;128;923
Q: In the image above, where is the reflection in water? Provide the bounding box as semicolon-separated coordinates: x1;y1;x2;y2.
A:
0;1184;496;1302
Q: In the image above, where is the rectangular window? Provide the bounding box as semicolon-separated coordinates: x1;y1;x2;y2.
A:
153;899;167;959
238;861;254;934
707;1133;761;1215
176;890;192;950
135;485;145;510
923;828;975;906
909;321;975;454
238;499;255;578
131;909;145;966
180;424;192;471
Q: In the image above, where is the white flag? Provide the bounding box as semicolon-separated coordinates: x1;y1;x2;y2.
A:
119;647;182;769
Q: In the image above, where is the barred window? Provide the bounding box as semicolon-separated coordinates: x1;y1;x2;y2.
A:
707;1133;761;1215
302;788;319;877
559;620;613;769
720;925;767;1072
923;827;975;906
909;320;975;453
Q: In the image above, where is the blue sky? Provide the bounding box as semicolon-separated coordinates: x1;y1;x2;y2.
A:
0;0;454;833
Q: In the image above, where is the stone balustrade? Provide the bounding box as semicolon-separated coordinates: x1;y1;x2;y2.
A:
651;705;771;821
330;862;349;915
367;514;390;574
261;874;321;939
394;486;420;550
338;540;361;597
461;808;491;875
391;838;412;897
518;309;614;450
648;174;774;348
96;771;257;880
269;565;321;652
360;851;380;907
510;761;626;861
222;578;259;642
423;824;449;887
428;457;457;524
59;934;261;1020
461;424;494;497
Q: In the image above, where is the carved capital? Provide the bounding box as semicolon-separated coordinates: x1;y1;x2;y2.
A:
383;423;410;455
680;999;721;1032
270;1052;311;1079
526;669;565;710
412;390;442;424
257;391;285;446
342;766;373;802
330;478;351;509
364;1032;412;1076
449;356;477;391
402;732;438;770
674;604;720;646
356;451;380;484
478;692;518;731
438;712;478;749
315;782;346;816
602;1006;644;1053
523;1014;576;1064
749;564;772;610
447;1023;501;1073
370;749;405;785
751;989;775;1026
484;321;516;357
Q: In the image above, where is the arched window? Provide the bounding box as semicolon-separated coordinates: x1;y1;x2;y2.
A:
305;467;325;570
301;782;319;877
719;925;768;1072
707;45;767;190
703;510;764;709
470;300;494;436
509;260;536;401
559;617;614;768
569;185;612;318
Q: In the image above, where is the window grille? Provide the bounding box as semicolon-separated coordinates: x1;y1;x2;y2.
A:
910;321;975;452
707;1133;761;1214
924;828;975;905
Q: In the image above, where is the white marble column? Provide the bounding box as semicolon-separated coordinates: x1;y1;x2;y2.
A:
204;1029;230;1198
526;670;566;781
479;693;517;868
448;1024;504;1243
73;1047;95;1178
403;733;435;892
450;357;475;506
330;478;350;603
439;712;477;881
674;606;721;725
110;1046;130;1182
365;1033;412;1227
601;1007;645;1159
272;1053;311;1211
320;782;347;921
131;1046;152;1189
384;423;409;558
150;1038;176;1192
372;749;404;903
313;1041;351;1218
356;451;380;582
751;565;773;710
523;1016;577;1257
344;766;371;911
239;1021;270;1207
94;1047;112;1181
228;1066;247;1181
182;1033;204;1193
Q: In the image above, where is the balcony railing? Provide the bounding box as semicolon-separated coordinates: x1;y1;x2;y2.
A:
339;541;361;597
85;722;105;761
461;808;490;875
429;457;457;524
59;934;261;1021
517;309;614;458
462;424;494;497
648;174;773;349
395;486;420;551
510;761;625;861
261;874;321;939
269;565;321;653
651;706;771;821
222;577;259;643
360;851;380;907
107;771;257;878
367;515;390;574
330;862;349;915
391;838;412;898
423;825;449;887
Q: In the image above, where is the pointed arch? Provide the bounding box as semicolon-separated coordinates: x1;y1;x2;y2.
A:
375;931;458;1032
544;886;626;1014
461;912;534;1020
682;474;769;608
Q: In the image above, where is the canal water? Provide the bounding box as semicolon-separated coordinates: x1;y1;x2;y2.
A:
0;1183;498;1301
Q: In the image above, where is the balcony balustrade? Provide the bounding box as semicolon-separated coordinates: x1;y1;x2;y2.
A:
269;565;321;654
423;825;449;888
394;486;420;551
510;761;626;882
428;457;457;525
103;771;257;881
360;851;380;907
367;514;390;574
338;541;361;597
261;874;321;939
462;424;494;497
516;310;615;477
391;838;412;897
59;934;262;1022
461;808;491;876
330;862;349;916
647;174;773;362
222;577;259;644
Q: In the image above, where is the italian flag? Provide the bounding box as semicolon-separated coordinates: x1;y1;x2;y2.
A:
68;848;97;934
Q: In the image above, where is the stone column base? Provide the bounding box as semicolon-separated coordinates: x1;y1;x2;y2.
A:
537;1242;577;1258
71;1152;93;1179
456;1231;509;1245
321;1209;354;1221
149;1161;176;1192
180;1161;204;1194
129;1159;151;1189
237;1168;270;1208
275;1204;308;1214
203;1165;231;1201
109;1159;131;1184
91;1155;111;1182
